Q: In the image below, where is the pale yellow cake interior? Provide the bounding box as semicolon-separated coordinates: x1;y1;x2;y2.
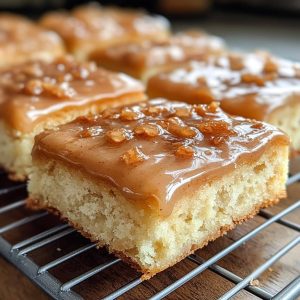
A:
28;143;288;277
266;100;300;152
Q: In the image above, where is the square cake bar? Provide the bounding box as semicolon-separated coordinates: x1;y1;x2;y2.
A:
147;52;300;152
40;4;170;61
0;13;64;68
28;99;289;278
0;57;145;180
89;30;225;81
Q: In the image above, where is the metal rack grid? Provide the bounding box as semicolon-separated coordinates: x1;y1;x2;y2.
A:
0;167;299;300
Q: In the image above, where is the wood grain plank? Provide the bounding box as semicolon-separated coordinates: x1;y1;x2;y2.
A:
0;256;49;300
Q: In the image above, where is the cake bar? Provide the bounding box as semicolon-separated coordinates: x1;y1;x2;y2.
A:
147;52;300;151
40;4;170;60
0;13;64;68
89;30;225;81
0;57;145;180
28;99;289;278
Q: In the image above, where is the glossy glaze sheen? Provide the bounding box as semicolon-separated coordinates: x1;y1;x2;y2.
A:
0;57;144;133
147;53;300;120
40;4;170;46
90;31;224;70
32;99;288;216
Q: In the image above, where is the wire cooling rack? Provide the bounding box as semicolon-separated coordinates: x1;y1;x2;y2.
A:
0;162;300;300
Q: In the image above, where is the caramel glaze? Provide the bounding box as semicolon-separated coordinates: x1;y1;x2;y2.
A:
89;31;225;76
0;13;64;66
0;57;145;134
40;4;170;50
147;52;300;121
32;99;289;217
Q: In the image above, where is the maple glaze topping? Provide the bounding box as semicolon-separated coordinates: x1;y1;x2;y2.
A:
0;14;64;67
147;52;300;120
0;57;144;133
32;99;288;216
89;30;225;70
40;4;170;46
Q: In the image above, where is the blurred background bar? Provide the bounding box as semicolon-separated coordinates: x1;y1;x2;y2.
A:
0;0;299;60
2;0;300;15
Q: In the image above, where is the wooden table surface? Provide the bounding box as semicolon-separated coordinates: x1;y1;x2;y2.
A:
1;11;300;300
0;256;49;300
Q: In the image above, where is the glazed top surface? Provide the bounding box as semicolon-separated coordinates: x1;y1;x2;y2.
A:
0;13;63;60
32;99;288;216
0;57;144;133
40;4;170;45
147;53;300;120
90;31;225;69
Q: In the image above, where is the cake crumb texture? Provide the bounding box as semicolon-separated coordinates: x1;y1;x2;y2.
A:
28;143;288;277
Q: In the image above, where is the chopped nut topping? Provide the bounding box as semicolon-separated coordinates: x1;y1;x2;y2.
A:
16;59;100;98
194;102;219;116
120;108;144;121
121;147;148;165
71;66;90;79
168;116;185;125
157;120;169;130
210;136;225;145
134;123;161;137
194;104;207;116
142;106;164;116
263;59;278;74
197;122;213;134
106;128;131;143
175;145;195;158
197;120;236;137
80;126;103;138
24;79;43;95
48;82;76;98
23;78;76;98
174;107;191;118
228;54;244;70
241;73;265;86
56;60;96;80
207;102;220;113
102;108;120;119
167;117;196;138
251;122;264;129
76;116;93;124
171;125;196;138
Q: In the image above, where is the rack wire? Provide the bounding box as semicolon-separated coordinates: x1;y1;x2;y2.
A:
0;163;299;300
